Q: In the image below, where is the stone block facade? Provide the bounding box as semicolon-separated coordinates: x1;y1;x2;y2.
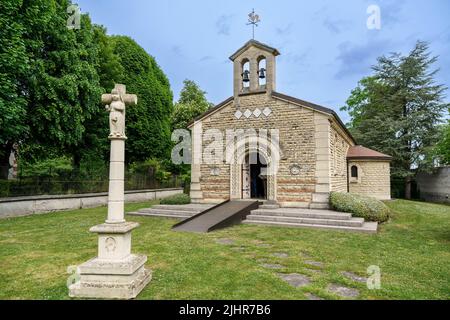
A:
348;160;391;200
194;92;335;207
330;124;352;193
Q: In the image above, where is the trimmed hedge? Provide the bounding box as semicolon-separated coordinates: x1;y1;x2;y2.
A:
330;192;390;223
0;180;10;198
160;193;191;205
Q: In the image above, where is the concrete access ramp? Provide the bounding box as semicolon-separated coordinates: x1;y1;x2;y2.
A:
172;200;260;233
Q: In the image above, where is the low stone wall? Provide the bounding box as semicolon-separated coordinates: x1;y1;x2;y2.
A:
0;188;183;219
416;167;450;204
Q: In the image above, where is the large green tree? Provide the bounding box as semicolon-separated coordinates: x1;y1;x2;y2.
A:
0;0;110;176
342;41;449;198
434;121;450;165
171;79;213;130
1;0;173;178
166;80;213;177
24;1;103;164
111;36;173;163
72;24;125;167
0;0;29;178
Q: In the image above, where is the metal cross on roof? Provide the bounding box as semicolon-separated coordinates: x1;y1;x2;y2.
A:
247;9;260;39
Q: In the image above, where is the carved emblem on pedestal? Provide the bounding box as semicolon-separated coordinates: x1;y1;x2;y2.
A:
105;237;117;253
210;166;221;176
290;164;301;176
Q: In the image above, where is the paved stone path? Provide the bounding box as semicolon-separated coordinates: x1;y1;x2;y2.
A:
342;271;367;283
213;238;359;300
305;260;324;268
242;241;353;300
277;273;311;288
272;252;289;258
327;284;360;298
261;263;284;270
305;293;324;300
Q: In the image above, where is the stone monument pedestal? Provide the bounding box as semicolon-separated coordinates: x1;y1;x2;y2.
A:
69;222;152;299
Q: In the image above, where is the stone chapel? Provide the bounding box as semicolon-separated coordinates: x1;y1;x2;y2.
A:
188;40;392;208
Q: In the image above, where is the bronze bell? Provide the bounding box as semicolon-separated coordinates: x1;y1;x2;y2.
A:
242;70;250;82
258;68;266;79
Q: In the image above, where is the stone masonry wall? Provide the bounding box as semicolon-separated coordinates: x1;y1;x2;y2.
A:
416;167;450;204
330;124;351;192
348;160;391;200
199;92;322;205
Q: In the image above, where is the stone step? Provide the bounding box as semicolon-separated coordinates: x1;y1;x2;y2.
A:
133;208;200;216
150;204;213;212
243;220;378;234
309;203;330;209
138;208;200;214
127;211;190;219
246;215;364;227
259;204;281;209
126;204;214;220
250;208;352;220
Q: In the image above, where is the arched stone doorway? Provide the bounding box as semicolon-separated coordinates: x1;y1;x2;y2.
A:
242;152;268;200
229;136;279;202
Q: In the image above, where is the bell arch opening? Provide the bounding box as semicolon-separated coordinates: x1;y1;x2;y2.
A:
257;56;267;88
241;59;250;91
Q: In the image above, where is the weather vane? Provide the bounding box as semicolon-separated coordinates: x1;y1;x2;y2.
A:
247;9;260;40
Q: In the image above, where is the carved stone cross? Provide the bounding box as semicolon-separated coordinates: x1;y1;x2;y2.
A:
102;84;137;139
69;84;151;299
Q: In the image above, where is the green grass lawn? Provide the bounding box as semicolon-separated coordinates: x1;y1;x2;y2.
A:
0;199;449;300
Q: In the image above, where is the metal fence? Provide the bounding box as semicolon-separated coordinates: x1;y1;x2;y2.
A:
0;171;183;198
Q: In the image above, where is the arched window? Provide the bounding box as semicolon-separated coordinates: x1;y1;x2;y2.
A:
241;59;250;90
351;165;358;178
257;56;267;87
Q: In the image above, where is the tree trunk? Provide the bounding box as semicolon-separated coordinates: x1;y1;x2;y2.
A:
73;152;81;171
405;176;412;200
0;143;12;180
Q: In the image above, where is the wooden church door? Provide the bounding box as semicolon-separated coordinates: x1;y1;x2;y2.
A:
242;161;251;199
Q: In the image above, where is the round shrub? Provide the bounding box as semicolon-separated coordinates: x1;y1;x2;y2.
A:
330;192;390;223
160;193;191;205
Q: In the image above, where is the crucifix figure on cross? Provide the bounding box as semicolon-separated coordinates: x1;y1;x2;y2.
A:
102;84;137;139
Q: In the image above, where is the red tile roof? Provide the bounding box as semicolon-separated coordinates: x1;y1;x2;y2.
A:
347;145;392;160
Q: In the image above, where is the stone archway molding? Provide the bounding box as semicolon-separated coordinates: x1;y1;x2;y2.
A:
227;134;279;201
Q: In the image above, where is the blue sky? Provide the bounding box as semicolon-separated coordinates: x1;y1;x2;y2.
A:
76;0;450;123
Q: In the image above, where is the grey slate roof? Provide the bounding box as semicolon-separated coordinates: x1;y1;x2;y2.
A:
229;39;281;61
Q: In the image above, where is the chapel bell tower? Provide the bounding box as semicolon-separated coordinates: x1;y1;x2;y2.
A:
229;40;280;101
